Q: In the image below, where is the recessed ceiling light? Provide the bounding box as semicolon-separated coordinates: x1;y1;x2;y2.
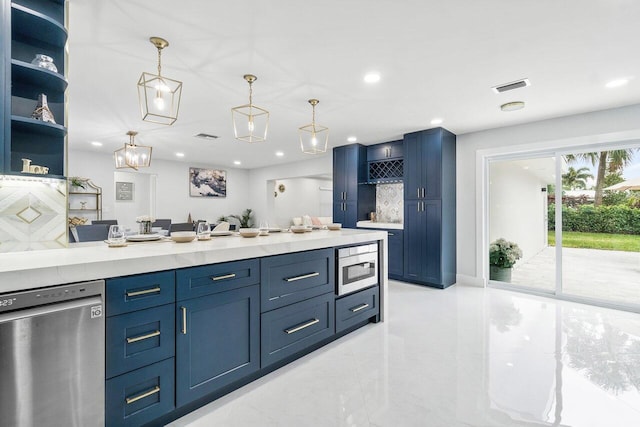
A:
500;101;525;112
175;152;185;157
91;141;103;147
233;160;241;165
347;136;357;142
275;151;284;157
363;72;381;83
605;78;629;88
430;118;443;125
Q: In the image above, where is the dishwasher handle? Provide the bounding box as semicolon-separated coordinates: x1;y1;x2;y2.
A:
0;296;103;324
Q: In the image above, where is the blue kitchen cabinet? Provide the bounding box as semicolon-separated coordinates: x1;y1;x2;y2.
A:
403;128;456;288
175;284;260;407
333;144;375;227
367;140;403;161
387;230;404;279
2;0;68;175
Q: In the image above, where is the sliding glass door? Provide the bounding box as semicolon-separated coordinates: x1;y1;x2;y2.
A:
488;144;640;310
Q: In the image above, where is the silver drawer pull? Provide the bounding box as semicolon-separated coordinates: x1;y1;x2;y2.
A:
388;233;395;236
211;273;236;281
350;303;370;313
126;330;160;344
181;307;187;335
126;287;161;297
284;318;320;334
284;272;320;282
125;386;160;405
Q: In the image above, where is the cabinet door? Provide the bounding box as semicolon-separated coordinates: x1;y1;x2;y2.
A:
422;200;442;284
175;285;260;407
344;145;359;201
403;133;421;200
343;201;358;228
333;146;346;202
403;200;425;280
421;131;442;199
387;230;404;278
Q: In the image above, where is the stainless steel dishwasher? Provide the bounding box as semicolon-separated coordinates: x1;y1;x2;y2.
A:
0;280;105;427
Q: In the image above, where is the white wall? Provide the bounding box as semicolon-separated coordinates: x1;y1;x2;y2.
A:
248;155;332;225
68;150;251;226
457;103;640;282
270;178;333;227
489;162;548;264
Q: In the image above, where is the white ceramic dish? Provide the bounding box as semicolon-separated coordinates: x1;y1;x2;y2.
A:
170;231;196;243
211;231;233;237
126;234;162;242
327;223;342;231
239;228;260;238
290;226;307;234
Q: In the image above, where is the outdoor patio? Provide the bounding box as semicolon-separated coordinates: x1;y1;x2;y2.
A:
510;246;640;306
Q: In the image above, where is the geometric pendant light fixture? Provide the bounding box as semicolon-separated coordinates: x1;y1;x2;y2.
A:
137;37;183;125
114;131;152;170
231;74;269;142
299;99;328;154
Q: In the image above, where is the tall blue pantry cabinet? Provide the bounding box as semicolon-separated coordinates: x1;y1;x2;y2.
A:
403;128;456;288
332;144;375;227
2;0;67;176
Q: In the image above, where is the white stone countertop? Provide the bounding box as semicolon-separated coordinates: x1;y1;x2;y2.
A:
356;220;403;230
0;229;387;294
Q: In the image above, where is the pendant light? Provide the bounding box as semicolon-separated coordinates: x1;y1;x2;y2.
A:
137;37;183;125
231;74;269;142
299;99;328;154
114;131;152;170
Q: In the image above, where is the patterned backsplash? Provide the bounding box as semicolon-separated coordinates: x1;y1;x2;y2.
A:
0;175;67;252
375;183;403;223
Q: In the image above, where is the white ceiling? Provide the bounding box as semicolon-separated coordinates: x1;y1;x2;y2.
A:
67;0;640;170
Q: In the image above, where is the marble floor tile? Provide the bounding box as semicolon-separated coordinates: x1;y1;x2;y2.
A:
168;281;640;427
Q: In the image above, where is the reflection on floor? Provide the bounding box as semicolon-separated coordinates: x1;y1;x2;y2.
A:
168;280;640;427
511;246;640;305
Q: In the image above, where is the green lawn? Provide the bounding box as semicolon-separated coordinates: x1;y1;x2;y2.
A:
548;231;640;252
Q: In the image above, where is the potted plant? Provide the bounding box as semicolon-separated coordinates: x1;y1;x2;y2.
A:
229;208;254;228
489;238;522;282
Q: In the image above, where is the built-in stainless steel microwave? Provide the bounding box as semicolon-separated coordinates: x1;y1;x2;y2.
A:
337;243;378;296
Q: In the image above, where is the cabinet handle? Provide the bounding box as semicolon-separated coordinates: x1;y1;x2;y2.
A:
284;272;320;282
421;187;425;198
125;386;160;405
126;287;161;297
211;273;236;281
126;330;160;344
350;303;370;313
417;188;421;198
284;318;320;334
181;306;187;335
388;233;395;236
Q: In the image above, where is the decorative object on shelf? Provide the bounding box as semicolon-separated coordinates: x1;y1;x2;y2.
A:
189;167;226;197
31;54;58;73
136;215;155;234
20;158;49;174
299;99;328;154
114;131;152;170
68;216;89;226
137;36;183;125
69;176;87;190
80;201;87;210
231;74;269;143
489;238;523;283
31;94;56;124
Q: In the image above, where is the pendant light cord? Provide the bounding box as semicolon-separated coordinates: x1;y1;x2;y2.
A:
157;48;162;77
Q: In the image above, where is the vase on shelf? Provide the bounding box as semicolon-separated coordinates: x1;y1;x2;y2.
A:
31;94;56;124
31;54;58;73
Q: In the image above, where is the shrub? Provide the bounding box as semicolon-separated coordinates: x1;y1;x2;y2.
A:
548;203;640;235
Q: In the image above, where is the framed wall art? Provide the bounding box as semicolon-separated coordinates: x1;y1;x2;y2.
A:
115;181;134;201
189;168;227;197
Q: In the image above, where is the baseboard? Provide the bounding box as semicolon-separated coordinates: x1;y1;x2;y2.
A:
456;274;485;287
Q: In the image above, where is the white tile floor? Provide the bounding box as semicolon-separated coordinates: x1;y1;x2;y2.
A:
168;281;640;427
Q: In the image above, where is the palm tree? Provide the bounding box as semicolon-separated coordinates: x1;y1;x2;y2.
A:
565;149;637;206
562;166;593;190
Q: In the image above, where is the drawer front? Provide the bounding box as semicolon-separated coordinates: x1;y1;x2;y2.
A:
106;304;175;379
106;357;175;427
261;292;335;368
387;230;404;277
261;248;334;312
176;259;259;301
106;271;175;316
335;285;379;333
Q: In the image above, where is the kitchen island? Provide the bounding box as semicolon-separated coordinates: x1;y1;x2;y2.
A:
0;228;387;427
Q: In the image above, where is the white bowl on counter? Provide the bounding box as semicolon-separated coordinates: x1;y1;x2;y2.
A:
170;231;196;243
239;228;260;238
290;225;308;234
327;223;342;230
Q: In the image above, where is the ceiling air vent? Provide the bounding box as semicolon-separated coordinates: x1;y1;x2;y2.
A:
492;78;530;94
194;133;219;140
